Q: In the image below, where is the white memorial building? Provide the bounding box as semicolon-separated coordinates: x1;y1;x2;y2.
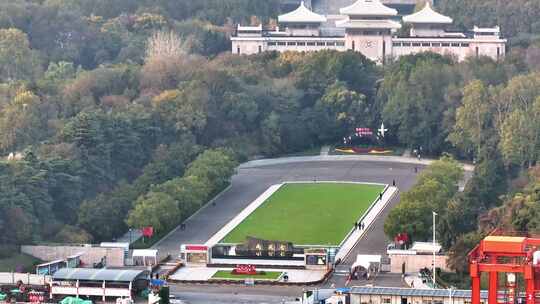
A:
230;0;506;63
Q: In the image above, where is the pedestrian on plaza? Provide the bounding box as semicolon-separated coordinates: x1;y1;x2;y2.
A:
361;222;365;230
392;179;396;186
414;166;418;173
379;192;383;200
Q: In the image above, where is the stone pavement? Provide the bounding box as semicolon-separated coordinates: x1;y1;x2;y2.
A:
169;266;326;283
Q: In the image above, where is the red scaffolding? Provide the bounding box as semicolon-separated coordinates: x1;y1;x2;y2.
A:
469;232;540;304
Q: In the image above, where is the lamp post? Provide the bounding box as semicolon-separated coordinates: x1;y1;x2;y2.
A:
129;228;132;244
432;211;438;287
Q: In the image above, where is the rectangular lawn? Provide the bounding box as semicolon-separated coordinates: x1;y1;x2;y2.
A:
211;270;282;281
221;183;384;246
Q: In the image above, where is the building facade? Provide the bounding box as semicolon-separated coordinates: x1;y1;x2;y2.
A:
231;0;506;63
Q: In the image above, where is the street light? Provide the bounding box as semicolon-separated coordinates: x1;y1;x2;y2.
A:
433;211;438;287
129;228;132;244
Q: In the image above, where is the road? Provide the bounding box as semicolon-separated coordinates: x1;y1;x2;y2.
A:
170;285;303;304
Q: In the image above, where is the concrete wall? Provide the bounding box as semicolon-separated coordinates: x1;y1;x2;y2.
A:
390;39;506;62
0;272;51;285
232;39;264;55
21;245;125;268
389;254;449;273
346;33;393;63
232;32;506;62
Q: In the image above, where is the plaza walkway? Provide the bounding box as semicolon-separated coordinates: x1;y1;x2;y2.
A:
169;266;326;284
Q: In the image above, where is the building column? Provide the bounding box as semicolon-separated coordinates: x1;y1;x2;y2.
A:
488;272;498;304
76;280;79;298
102;281;106;302
488;255;498;304
129;281;133;301
470;263;481;304
525;265;535;304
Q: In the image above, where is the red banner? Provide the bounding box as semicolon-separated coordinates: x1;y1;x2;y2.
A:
186;245;208;251
142;226;154;238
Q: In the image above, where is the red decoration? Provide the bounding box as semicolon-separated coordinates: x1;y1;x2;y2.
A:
142;226;154;238
185;245;208;251
233;264;257;275
28;292;45;303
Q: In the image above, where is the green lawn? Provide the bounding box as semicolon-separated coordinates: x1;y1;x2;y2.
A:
0;253;41;272
211;270;283;280
221;183;384;246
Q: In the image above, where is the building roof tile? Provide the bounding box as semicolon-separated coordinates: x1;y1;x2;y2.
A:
336;18;401;29
340;0;398;17
278;1;327;23
403;2;452;24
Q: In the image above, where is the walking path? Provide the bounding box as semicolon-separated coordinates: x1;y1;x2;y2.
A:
240;155;474;172
335;186;398;262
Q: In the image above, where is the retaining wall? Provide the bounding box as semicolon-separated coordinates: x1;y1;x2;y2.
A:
21;245;124;268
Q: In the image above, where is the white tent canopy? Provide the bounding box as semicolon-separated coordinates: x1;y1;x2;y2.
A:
352;254;382;271
132;249;158;267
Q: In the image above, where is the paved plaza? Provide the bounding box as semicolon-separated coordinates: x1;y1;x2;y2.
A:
170;267;326;284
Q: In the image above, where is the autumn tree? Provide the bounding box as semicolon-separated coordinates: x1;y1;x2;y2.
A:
0;28;42;81
449;80;493;157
